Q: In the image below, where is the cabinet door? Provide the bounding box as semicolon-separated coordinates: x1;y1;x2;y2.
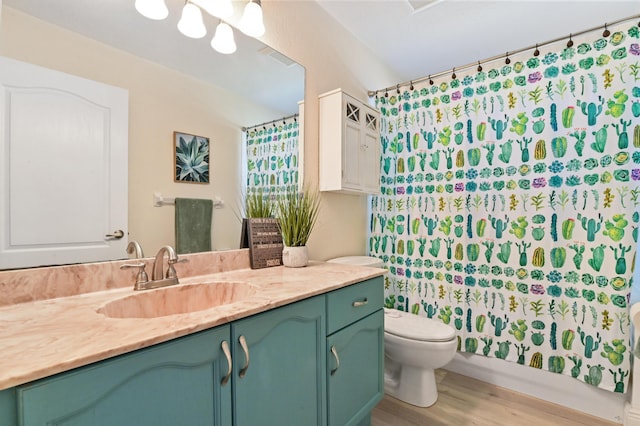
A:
232;296;326;426
361;111;380;193
342;99;363;190
327;310;384;426
0;388;17;426
17;326;232;426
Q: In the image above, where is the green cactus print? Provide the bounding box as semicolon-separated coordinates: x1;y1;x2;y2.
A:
246;119;300;197
371;23;638;394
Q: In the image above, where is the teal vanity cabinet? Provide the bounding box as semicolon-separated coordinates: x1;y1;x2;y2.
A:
16;326;233;426
5;276;383;426
232;295;326;426
326;277;385;426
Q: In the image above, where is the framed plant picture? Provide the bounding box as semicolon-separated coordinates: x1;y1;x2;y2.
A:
174;131;210;183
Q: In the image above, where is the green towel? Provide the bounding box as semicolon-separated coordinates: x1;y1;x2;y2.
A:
175;198;213;254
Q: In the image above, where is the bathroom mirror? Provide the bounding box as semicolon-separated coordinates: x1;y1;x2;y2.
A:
1;0;305;268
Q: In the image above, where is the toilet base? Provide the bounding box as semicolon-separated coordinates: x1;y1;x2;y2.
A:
384;357;438;407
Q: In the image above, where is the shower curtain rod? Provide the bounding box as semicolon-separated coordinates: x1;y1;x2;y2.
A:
242;113;299;132
368;13;640;98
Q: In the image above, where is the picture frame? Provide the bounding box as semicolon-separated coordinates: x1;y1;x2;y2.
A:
173;131;210;184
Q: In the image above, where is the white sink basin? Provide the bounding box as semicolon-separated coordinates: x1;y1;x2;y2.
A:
97;281;256;319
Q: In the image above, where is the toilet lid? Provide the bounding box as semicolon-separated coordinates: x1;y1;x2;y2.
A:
384;308;456;342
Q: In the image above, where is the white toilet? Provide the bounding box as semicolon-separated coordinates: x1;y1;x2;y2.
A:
327;256;457;408
383;308;457;407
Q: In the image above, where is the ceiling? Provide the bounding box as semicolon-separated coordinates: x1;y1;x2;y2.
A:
3;0;639;106
317;0;640;92
1;0;305;115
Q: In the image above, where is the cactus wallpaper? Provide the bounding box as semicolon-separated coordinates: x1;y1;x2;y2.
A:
245;117;299;196
370;23;640;393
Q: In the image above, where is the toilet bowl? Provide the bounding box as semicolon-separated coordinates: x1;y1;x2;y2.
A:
327;256;457;408
383;308;456;407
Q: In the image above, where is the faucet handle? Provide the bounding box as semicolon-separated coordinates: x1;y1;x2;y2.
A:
166;258;188;280
120;263;150;290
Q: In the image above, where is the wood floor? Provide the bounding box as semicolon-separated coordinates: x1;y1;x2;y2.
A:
371;369;618;426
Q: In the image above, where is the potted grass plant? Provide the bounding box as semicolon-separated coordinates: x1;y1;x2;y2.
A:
276;188;320;267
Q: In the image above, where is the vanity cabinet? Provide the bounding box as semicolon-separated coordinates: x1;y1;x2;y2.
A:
319;89;381;195
326;277;385;426
5;277;383;426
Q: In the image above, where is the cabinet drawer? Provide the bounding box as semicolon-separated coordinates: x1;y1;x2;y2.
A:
326;277;383;335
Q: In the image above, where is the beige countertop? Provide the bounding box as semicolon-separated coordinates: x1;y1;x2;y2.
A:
0;260;385;391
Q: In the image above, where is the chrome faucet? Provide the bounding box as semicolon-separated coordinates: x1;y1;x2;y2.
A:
126;240;144;259
152;245;180;283
121;244;185;291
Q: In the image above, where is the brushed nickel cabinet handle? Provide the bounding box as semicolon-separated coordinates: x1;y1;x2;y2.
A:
220;340;232;386
239;335;250;378
352;298;368;307
330;345;340;376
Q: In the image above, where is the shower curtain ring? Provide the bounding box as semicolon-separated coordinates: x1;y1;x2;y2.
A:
603;24;610;37
396;84;400;94
567;34;574;48
451;68;456;80
477;61;482;72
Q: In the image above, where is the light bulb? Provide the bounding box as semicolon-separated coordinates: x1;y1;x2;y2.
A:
211;22;236;54
135;0;169;20
192;0;233;19
177;2;207;39
239;0;265;38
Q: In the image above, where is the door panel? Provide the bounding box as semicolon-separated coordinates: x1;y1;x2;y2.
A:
327;310;384;426
0;56;128;269
17;327;232;426
232;296;326;426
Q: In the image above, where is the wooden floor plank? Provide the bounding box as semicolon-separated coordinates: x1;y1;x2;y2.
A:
371;370;618;426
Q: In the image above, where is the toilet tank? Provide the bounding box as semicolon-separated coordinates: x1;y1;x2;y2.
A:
327;256;383;268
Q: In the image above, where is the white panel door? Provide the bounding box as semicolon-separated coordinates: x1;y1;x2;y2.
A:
0;56;128;269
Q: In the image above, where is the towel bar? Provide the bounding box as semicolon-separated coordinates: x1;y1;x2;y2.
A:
153;192;224;208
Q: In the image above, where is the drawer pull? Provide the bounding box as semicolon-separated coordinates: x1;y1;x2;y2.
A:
330;345;340;376
352;298;368;307
221;340;232;386
239;335;250;378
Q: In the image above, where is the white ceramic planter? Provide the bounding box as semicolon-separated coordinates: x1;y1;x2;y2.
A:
282;246;308;268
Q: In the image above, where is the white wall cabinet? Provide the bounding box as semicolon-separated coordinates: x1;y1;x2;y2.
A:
319;89;380;195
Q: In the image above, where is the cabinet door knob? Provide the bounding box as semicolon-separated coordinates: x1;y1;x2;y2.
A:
221;340;232;386
238;335;250;378
352;298;368;307
330;345;340;376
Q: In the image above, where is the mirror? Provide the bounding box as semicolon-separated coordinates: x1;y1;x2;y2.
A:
0;0;304;268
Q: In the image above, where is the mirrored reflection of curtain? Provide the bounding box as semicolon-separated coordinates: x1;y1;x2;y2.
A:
370;23;640;393
245;117;299;196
